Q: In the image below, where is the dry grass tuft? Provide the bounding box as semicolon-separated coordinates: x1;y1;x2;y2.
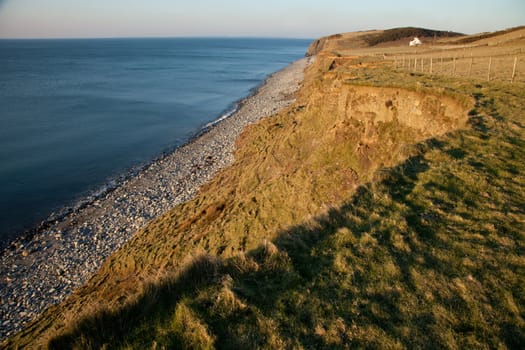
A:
178;252;221;287
171;302;215;350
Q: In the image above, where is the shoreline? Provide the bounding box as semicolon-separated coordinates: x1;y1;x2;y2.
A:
0;56;312;340
0;79;256;252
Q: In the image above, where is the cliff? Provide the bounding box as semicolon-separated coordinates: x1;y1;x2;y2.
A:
5;27;525;349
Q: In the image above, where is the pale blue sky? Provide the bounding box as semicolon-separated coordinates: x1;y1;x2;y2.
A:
0;0;523;39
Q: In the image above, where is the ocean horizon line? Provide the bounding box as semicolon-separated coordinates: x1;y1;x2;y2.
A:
0;35;314;41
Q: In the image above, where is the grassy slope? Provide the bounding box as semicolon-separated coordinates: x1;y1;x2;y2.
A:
453;25;525;44
362;27;463;46
6;31;525;349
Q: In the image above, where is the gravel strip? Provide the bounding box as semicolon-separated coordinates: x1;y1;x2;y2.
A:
0;57;312;340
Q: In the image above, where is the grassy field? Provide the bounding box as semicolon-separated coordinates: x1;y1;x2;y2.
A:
326;27;525;84
5;28;525;349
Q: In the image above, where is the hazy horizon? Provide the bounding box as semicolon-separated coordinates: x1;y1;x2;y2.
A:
0;0;523;40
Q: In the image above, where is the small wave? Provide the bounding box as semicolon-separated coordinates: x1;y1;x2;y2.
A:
204;105;238;129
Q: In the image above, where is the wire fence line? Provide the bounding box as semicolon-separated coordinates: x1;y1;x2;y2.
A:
391;54;524;83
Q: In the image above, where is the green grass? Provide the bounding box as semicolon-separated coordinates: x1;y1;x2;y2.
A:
44;65;525;349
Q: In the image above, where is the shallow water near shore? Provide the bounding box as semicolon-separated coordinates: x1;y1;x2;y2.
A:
0;37;310;244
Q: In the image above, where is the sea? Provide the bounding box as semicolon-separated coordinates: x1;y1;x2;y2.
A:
0;38;311;246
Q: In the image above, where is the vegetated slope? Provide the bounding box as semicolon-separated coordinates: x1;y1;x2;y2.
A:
361;27;463;46
452;25;525;44
306;31;372;56
6;30;525;349
306;27;463;56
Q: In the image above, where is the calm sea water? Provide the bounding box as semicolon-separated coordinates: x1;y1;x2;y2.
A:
0;38;310;244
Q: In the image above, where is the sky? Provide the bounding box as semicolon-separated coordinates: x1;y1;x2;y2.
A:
0;0;523;39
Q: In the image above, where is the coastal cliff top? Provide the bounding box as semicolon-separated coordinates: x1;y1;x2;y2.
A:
306;27;464;55
307;25;525;56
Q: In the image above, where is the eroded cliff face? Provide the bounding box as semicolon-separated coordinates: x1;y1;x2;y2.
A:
306;34;344;56
329;85;466;137
306;37;329;56
6;39;470;349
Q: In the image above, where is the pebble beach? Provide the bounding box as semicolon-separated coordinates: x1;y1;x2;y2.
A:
0;56;311;340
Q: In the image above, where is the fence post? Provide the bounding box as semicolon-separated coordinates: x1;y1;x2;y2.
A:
511;57;518;83
453;57;456;76
487;57;492;81
430;57;433;74
468;56;473;77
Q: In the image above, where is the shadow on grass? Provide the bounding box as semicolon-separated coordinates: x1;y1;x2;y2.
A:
48;254;222;349
48;128;525;349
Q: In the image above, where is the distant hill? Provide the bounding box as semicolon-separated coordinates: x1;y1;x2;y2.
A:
362;27;463;46
306;27;463;56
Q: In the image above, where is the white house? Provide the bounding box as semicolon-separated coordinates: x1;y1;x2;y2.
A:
409;37;422;46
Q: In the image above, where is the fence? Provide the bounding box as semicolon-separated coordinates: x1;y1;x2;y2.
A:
392;54;524;83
